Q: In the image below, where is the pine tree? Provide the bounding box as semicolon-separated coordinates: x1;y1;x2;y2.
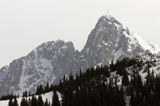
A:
122;74;129;86
20;98;28;106
31;96;38;106
8;98;13;106
22;91;28;97
52;91;60;106
13;98;19;106
45;83;50;93
44;99;50;106
36;85;44;95
38;95;44;106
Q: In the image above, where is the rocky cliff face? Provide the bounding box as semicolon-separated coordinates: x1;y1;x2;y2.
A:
78;15;159;70
0;40;78;96
0;15;159;96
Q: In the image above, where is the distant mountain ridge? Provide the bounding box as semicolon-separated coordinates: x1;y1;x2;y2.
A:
0;15;159;96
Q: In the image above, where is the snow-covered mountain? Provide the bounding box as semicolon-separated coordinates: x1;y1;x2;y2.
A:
79;15;159;67
0;15;159;97
0;40;78;96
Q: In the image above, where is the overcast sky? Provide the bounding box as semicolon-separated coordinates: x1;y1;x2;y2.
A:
0;0;160;67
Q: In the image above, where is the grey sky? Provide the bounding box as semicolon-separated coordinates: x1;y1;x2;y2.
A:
0;0;160;67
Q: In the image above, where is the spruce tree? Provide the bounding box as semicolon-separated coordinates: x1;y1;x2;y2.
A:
45;83;50;93
44;99;50;106
122;74;129;86
8;98;13;106
13;98;19;106
38;95;44;106
20;98;28;106
36;85;44;95
31;96;38;106
52;91;60;106
22;91;28;97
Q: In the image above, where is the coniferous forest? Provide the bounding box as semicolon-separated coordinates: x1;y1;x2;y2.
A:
5;57;160;106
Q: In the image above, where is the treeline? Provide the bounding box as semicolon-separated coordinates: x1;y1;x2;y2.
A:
6;57;160;106
8;91;60;106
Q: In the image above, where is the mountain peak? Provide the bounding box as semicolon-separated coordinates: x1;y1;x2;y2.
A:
97;15;121;26
99;14;117;21
82;14;160;65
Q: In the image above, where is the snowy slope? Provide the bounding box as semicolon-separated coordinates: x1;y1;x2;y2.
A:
0;91;62;106
0;92;53;106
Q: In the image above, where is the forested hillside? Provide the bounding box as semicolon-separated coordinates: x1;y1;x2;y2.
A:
5;57;160;106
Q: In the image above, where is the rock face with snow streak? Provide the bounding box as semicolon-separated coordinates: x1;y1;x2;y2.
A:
0;15;159;96
0;40;78;96
78;15;159;71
